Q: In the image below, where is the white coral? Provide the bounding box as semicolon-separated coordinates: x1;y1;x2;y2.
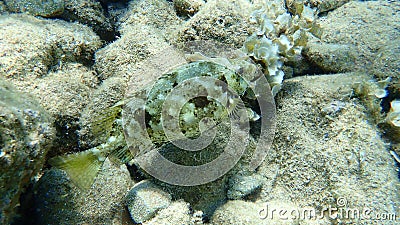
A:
386;100;400;127
243;0;319;96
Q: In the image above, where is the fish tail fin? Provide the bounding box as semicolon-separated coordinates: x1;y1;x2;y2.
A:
49;149;106;190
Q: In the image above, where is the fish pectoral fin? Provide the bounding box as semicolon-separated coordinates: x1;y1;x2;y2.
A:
49;149;106;190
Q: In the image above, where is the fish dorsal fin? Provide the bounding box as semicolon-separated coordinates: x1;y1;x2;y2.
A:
49;149;106;190
227;96;246;120
108;145;133;165
91;104;123;139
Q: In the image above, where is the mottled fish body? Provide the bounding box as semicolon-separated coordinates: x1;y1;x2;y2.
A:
50;57;261;190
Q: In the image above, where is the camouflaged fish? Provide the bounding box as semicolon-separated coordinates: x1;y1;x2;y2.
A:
49;52;262;190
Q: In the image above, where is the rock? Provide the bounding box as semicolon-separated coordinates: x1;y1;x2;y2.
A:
0;14;102;155
119;0;182;38
393;144;400;163
191;210;204;224
26;63;98;118
286;0;351;14
256;73;400;224
94;25;173;81
0;14;102;80
371;38;400;97
211;200;264;225
0;78;55;224
4;0;64;17
34;158;132;225
30;63;99;157
173;0;204;18
94;0;181;81
176;0;256;47
59;0;115;41
144;200;193;225
213;73;400;224
318;1;400;71
304;42;357;73
227;173;264;200
0;1;7;13
125;180;171;223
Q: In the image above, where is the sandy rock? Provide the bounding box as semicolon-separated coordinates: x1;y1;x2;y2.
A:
94;25;173;81
173;0;204;18
17;62;99;157
0;14;102;155
176;0;256;48
256;73;400;224
60;0;115;41
125;180;172;224
27;63;99;119
0;14;101;80
304;42;357;73
317;1;400;72
371;38;400;97
144;200;193;225
0;79;55;225
119;0;182;38
95;0;182;81
286;0;351;14
211;200;264;224
4;0;64;17
211;73;400;224
0;1;7;13
34;158;132;225
227;173;264;200
29;63;100;157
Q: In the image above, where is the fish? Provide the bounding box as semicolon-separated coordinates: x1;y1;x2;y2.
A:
49;58;261;190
